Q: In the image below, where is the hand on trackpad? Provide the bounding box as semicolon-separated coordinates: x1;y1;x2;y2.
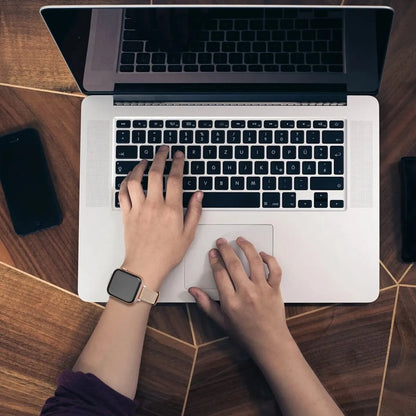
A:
183;224;273;293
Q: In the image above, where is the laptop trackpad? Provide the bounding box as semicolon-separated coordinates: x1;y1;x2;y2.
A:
184;224;273;290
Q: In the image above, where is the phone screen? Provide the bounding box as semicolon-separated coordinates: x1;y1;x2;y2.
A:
0;128;62;235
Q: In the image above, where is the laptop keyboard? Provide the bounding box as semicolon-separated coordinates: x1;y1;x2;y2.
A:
119;8;344;74
114;118;345;209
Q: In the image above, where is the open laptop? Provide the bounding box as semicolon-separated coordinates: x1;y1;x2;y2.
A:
41;5;393;303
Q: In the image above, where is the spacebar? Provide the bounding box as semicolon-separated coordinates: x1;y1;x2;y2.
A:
183;192;260;208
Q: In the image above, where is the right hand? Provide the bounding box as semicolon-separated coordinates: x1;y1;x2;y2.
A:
189;237;292;359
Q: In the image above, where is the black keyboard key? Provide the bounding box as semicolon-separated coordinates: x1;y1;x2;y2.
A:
278;177;292;190
306;130;320;143
123;41;143;52
187;146;201;159
255;161;268;175
199;177;213;190
203;146;217;159
139;146;153;159
314;192;328;208
211;130;225;143
330;146;344;174
180;130;193;143
282;192;296;208
275;130;289;143
191;161;205;175
266;146;280;159
133;120;147;128
286;161;300;174
166;120;180;128
231;177;245;190
163;130;178;144
231;120;246;128
116;130;130;143
330;200;344;208
115;176;126;190
116;145;137;159
297;120;311;128
310;177;343;190
302;161;316;175
219;146;233;159
116;161;138;175
183;176;197;190
223;161;237;174
184;65;198;72
149;120;163;128
262;176;277;190
227;130;241;144
314;146;328;159
121;53;135;64
298;200;312;208
330;120;344;128
248;120;262;128
215;177;229;190
215;120;229;128
243;130;257;143
298;146;312;159
290;130;304;144
264;120;279;128
313;120;327;128
271;161;284;175
163;161;172;175
117;120;131;128
259;131;273;143
207;161;221;174
148;130;162;143
282;146;296;159
247;177;260;190
198;120;213;128
115;192;120;208
196;130;209;143
322;130;344;144
318;161;332;175
263;192;280;208
281;120;295;128
251;146;264;159
294;177;308;190
239;161;252;174
183;192;260;208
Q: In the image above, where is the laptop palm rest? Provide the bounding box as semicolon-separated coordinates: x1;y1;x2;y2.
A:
184;224;273;291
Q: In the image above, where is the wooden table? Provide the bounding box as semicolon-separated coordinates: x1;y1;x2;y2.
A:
1;1;415;415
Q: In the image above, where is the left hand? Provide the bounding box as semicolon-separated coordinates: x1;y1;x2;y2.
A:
119;146;203;291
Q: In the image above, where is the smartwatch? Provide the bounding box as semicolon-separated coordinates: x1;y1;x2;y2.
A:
107;268;159;305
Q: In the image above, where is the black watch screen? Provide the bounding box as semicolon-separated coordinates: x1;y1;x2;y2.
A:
107;269;142;303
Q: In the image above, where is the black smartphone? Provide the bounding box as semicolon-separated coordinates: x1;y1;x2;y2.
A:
401;157;416;262
0;128;62;235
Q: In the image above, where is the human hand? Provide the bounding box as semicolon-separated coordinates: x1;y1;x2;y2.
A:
189;237;292;360
119;146;203;291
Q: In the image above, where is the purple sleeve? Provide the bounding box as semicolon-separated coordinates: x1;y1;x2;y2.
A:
40;370;138;416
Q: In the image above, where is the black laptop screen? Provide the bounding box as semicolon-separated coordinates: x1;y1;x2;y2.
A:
41;6;393;97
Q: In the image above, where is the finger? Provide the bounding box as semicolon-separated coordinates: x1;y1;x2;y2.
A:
183;191;203;241
118;171;132;214
208;248;235;298
188;287;228;330
146;145;169;201
126;160;148;207
236;237;265;284
165;150;185;206
216;238;249;290
260;251;282;288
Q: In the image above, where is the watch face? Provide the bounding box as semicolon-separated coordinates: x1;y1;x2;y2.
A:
107;269;142;303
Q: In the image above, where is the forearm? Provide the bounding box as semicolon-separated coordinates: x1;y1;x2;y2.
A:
72;297;152;400
252;334;344;416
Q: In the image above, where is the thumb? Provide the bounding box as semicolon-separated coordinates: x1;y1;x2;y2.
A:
184;191;203;240
188;287;228;330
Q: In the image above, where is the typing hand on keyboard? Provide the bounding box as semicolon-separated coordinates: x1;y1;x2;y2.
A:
119;146;203;291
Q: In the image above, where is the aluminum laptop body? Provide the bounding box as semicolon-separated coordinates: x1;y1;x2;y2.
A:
41;5;393;303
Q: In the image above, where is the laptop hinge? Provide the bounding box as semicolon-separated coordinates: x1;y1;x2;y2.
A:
113;83;347;105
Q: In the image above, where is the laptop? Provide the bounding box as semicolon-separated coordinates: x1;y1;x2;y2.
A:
41;5;393;303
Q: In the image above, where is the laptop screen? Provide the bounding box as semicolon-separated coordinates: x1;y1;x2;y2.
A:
41;6;393;96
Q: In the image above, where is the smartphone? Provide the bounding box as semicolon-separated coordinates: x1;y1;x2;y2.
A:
0;128;62;235
401;157;416;262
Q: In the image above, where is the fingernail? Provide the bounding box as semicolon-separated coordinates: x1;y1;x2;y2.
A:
237;236;246;242
160;145;169;152
174;150;184;158
216;238;227;245
209;249;219;258
188;288;198;300
196;191;204;202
